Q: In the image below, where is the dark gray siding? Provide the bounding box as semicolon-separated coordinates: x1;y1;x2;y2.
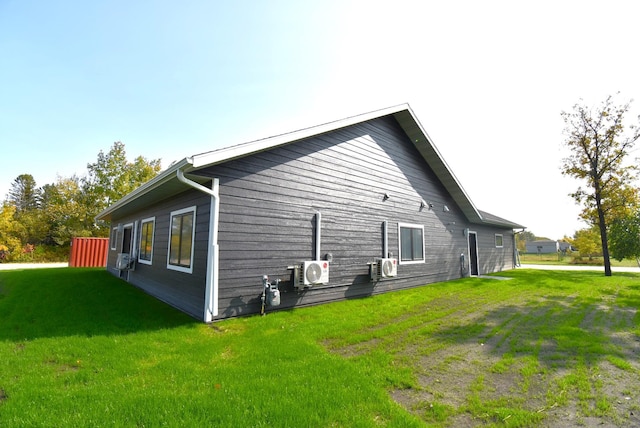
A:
470;224;516;274
106;189;211;319
197;115;475;319
105;114;517;321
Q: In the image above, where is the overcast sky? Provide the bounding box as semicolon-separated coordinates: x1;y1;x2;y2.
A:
2;0;639;239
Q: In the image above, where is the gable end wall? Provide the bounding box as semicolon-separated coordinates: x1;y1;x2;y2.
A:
105;115;516;321
198;115;515;319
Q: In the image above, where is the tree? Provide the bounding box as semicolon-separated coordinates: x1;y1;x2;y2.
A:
84;142;161;225
6;174;49;247
41;176;95;246
515;230;536;252
573;226;601;260
7;174;40;212
560;95;640;276
0;203;26;261
609;211;640;267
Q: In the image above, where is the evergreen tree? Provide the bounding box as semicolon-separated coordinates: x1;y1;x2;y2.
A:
8;174;40;212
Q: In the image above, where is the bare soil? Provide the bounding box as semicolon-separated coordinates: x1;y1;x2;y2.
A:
328;288;640;427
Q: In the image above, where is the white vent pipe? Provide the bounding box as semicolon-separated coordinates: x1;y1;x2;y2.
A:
383;220;388;258
315;211;322;261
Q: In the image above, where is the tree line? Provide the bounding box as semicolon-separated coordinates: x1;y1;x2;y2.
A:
2;95;640;270
0;142;161;262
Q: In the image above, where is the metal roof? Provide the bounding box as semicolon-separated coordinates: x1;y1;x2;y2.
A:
477;210;525;229
96;104;523;229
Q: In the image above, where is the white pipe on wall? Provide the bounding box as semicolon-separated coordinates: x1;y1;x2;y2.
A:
315;211;322;261
177;169;220;322
383;220;388;258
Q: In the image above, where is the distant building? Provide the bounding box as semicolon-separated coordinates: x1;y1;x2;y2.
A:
558;241;572;252
526;240;572;254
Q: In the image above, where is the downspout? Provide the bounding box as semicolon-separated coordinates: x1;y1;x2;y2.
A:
513;228;525;268
177;168;219;322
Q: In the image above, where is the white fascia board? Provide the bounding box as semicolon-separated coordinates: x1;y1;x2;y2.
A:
190;104;411;169
96;103;486;228
395;106;484;222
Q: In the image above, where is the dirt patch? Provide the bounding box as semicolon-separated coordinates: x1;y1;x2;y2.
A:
44;358;80;373
328;290;640;426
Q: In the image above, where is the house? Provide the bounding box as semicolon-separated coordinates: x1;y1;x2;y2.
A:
96;104;524;322
525;240;572;254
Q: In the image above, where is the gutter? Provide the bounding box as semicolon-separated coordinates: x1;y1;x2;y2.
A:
177;167;220;322
95;158;191;222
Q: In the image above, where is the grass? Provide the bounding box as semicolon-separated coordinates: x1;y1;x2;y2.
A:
519;252;639;267
0;268;639;427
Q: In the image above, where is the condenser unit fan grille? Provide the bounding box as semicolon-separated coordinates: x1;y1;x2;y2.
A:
306;262;323;283
382;259;395;276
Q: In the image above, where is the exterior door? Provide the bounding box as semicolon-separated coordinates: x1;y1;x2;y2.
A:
468;231;479;276
120;225;133;279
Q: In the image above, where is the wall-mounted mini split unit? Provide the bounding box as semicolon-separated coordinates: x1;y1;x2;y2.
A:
295;260;330;289
116;253;135;271
371;258;397;280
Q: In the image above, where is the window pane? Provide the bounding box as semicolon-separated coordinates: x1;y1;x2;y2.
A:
179;213;193;266
412;228;424;260
110;228;117;250
169;216;181;265
167;207;196;272
400;225;424;262
400;227;413;261
139;221;153;261
145;222;153;257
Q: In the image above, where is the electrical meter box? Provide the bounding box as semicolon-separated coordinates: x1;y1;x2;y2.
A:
267;286;281;306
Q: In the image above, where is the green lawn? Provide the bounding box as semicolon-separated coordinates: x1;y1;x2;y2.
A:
1;268;639;427
519;252;639;267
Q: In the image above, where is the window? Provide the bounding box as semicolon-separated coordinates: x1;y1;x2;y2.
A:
138;217;155;265
110;227;118;250
495;234;504;248
167;206;196;273
398;223;425;264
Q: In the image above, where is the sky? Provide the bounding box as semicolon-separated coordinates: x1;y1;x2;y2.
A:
1;0;639;240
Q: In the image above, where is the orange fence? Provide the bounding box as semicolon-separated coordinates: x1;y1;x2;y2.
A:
69;237;109;267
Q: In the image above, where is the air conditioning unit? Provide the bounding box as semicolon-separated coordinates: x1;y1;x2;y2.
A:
116;253;135;271
371;258;397;279
295;260;330;289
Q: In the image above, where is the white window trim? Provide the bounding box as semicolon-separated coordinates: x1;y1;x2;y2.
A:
138;217;155;265
398;222;425;265
495;234;504;248
167;206;197;274
110;227;118;250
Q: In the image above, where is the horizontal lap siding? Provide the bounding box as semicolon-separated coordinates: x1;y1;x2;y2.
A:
473;225;516;274
108;189;211;320
201;115;472;319
107;115;516;321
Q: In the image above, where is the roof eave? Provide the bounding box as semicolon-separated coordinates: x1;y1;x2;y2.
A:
188;104;485;225
480;219;527;229
97;104;522;230
95;158;192;222
392;107;484;224
190;104;413;169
